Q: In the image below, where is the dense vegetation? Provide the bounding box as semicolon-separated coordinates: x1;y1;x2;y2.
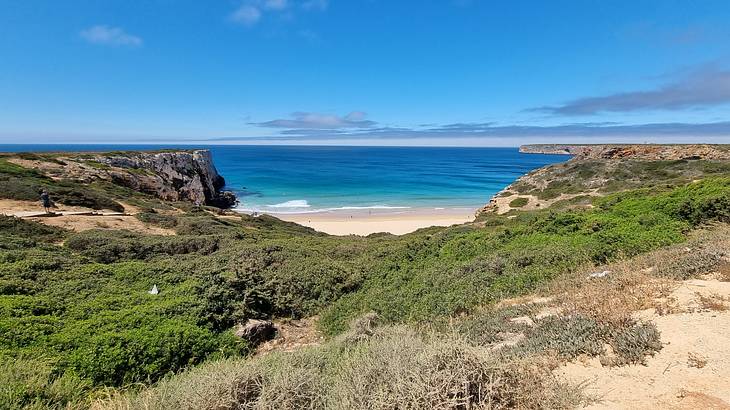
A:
2;154;730;408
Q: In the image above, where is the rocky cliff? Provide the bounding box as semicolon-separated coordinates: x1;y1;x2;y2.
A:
9;149;237;208
93;150;236;207
519;144;730;160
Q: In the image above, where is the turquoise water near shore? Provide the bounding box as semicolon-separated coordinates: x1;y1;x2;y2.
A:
0;145;568;213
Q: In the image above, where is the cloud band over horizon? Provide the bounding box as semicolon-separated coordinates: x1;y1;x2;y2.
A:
534;64;730;115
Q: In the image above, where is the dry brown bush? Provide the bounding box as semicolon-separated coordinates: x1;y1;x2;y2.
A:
696;292;729;312
542;225;730;325
94;326;584;410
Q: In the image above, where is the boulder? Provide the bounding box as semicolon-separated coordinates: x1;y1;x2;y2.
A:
235;319;277;344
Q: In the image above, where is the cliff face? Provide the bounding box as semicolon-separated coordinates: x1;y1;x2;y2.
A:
94;150;235;207
14;149;237;208
520;144;730;160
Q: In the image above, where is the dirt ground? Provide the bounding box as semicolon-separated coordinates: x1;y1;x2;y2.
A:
255;316;325;355
490;191;601;214
558;278;730;410
29;214;175;235
1;199;175;235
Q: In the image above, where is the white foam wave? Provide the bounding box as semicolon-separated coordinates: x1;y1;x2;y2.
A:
233;202;412;215
333;205;410;210
266;200;310;208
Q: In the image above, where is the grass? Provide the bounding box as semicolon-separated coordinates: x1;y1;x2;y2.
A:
82;161;111;170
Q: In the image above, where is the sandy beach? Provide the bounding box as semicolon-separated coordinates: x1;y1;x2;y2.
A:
269;208;475;236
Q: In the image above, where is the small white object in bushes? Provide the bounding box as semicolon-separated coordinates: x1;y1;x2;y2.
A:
588;270;611;278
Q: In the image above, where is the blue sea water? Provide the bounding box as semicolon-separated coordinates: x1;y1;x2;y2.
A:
0;145;568;213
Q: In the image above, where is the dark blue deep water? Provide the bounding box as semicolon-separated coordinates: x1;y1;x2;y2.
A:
0;145;568;213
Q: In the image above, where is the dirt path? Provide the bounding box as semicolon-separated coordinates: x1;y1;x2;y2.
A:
558;279;730;409
488;190;601;214
1;199;175;235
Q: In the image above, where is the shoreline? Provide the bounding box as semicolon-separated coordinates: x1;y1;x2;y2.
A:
235;207;476;236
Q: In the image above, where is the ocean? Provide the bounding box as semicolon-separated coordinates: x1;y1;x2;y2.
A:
0;145;568;213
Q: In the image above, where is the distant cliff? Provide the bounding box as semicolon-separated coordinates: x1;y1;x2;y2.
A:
519;144;730;160
476;144;730;216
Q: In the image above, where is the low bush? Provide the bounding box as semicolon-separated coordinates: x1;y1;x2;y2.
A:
509;197;529;207
65;230;220;263
3;173;730;406
94;326;584;410
503;315;662;365
135;212;178;228
0;357;91;410
0;216;66;243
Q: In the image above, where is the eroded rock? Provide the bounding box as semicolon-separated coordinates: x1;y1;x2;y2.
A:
235;319;277;344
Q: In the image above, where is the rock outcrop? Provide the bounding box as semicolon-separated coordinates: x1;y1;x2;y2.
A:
519;144;730;160
235;319;277;344
93;150;236;207
11;149;237;208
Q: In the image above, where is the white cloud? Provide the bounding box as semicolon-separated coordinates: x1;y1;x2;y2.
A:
230;4;262;26
255;111;376;129
263;0;288;10
534;64;730;116
80;25;142;47
230;0;326;27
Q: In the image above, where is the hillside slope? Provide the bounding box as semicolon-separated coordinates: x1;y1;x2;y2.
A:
2;148;730;409
480;145;730;215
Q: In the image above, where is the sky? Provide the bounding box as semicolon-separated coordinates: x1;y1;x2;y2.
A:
1;0;730;146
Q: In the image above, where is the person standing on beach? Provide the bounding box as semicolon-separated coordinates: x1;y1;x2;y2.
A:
40;190;51;213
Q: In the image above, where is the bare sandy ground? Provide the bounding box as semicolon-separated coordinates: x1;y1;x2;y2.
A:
31;214;175;235
489;191;601;214
3;198;474;236
1;199;175;235
558;279;730;410
271;208;475;235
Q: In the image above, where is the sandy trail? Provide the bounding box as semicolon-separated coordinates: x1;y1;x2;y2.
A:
558;279;730;410
1;199;175;235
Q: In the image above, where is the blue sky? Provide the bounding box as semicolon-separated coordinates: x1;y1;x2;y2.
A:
1;0;730;146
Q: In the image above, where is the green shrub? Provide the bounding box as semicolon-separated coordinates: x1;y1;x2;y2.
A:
509;197;529;207
0;159;45;178
61;320;246;386
136;212;178;228
0;357;91;409
0;216;66;243
65;230;220;263
2;174;728;404
175;216;234;235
